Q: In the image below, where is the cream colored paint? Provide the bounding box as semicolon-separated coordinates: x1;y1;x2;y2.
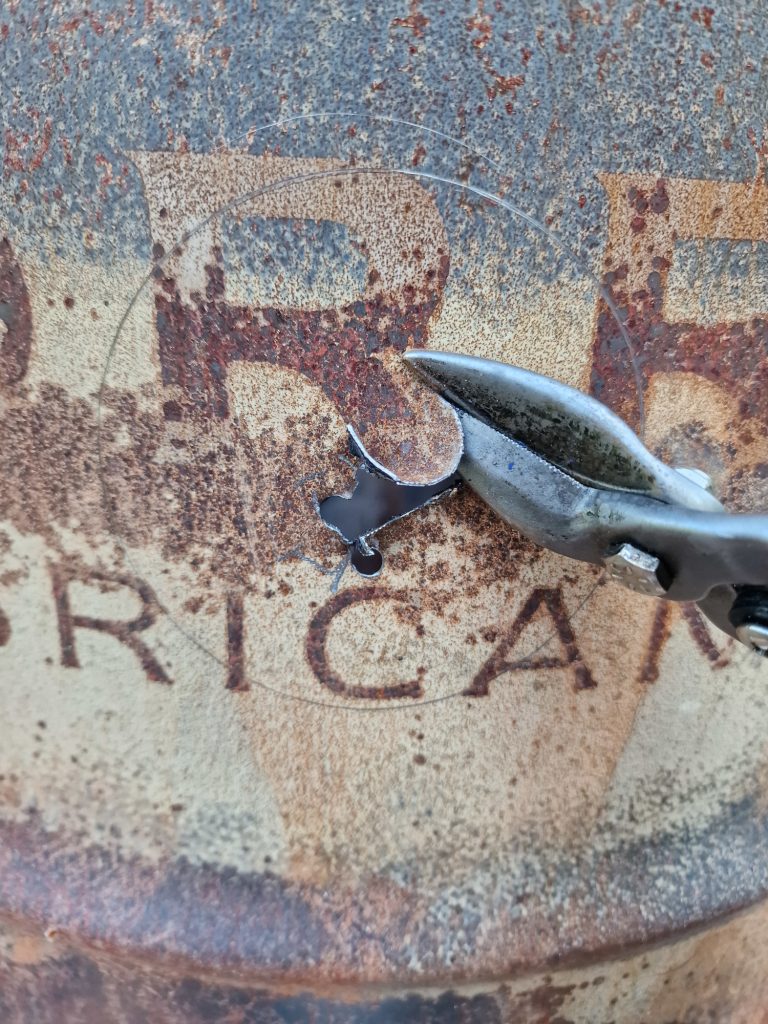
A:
129;151;451;306
0;242;157;402
429;277;597;390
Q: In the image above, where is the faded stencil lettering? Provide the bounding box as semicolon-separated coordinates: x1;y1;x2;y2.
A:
1;161;766;701
48;562;171;685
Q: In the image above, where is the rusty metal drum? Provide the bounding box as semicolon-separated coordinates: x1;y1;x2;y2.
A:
2;2;768;1021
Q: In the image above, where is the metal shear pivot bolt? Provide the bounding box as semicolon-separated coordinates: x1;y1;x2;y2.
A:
403;350;768;655
604;543;671;598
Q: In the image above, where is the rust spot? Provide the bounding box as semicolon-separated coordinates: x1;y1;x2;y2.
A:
649;180;670;214
465;1;525;103
391;0;429;39
692;5;715;29
412;143;427;167
155;257;446;433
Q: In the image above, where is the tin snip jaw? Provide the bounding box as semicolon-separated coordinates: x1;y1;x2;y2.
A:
404;350;768;655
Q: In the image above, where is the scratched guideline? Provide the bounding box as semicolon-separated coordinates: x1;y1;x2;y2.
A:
71;113;756;705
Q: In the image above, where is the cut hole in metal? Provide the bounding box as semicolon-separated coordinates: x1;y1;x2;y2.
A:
317;423;461;578
350;542;383;577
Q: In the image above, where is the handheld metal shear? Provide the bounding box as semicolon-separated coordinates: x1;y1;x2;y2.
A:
403;350;768;655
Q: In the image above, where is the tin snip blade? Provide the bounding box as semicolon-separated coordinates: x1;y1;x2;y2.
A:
404;349;768;654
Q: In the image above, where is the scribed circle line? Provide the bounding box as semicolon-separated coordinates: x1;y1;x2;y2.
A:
231;110;509;172
98;160;642;710
231;111;645;428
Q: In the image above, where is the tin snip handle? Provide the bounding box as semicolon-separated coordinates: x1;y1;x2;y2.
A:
405;350;768;655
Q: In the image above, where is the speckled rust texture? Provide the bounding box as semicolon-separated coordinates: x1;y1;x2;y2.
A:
2;0;768;1021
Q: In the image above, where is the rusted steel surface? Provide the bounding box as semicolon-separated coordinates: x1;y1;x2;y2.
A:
1;1;768;1020
5;898;768;1023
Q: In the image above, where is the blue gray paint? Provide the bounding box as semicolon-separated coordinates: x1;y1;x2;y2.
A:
0;1;764;272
